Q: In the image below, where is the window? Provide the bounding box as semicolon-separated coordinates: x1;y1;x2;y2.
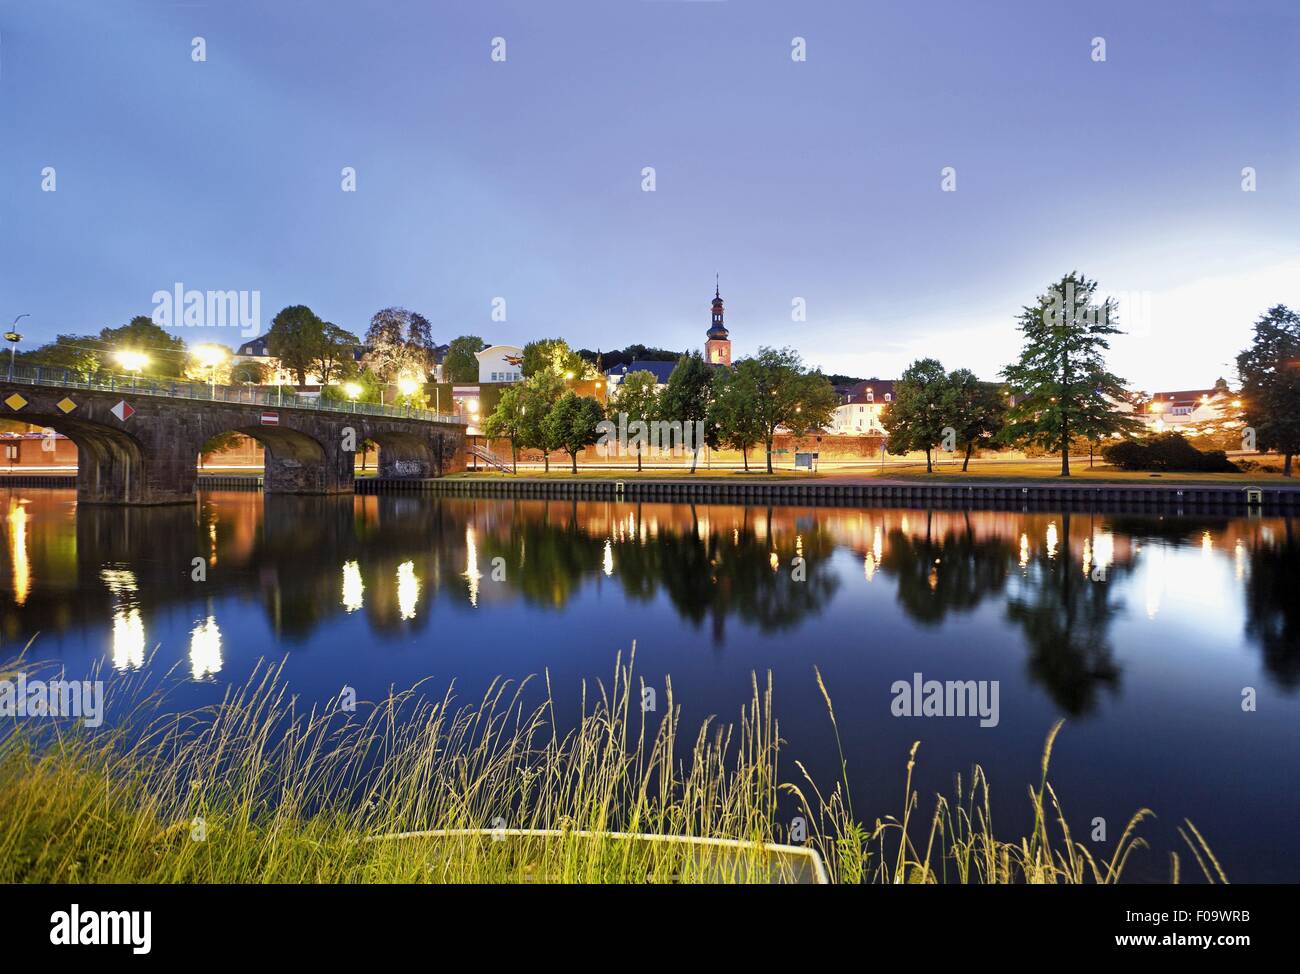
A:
866;392;874;402
1172;406;1192;416
884;393;892;402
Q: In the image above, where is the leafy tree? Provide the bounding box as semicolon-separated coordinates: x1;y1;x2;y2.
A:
311;322;360;385
944;369;1009;471
230;360;269;385
519;370;565;472
522;338;585;379
1236;304;1300;476
658;351;716;473
882;358;951;473
1001;272;1140;476
100;315;189;377
541;392;605;474
266;305;324;385
610;369;660;471
578;344;681;371
737;347;838;474
199;431;245;468
482;384;527;472
364;307;434;382
443;335;485;383
708;358;764;472
20;334;103;377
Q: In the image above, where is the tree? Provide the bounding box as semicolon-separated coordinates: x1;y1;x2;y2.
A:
944;369;1008;471
230;360;269;385
364;307;434;382
1001;272;1140;476
1236;304;1300;476
20;334;103;377
541;392;605;474
443;335;485;383
725;348;837;474
482;384;527;472
311;322;360;385
266;305;324;385
882;358;951;473
99;316;189;378
522;338;585;380
519;370;565;472
708;362;764;471
610;369;660;472
658;351;716;473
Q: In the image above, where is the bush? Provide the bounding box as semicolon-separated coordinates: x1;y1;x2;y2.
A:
1101;433;1238;473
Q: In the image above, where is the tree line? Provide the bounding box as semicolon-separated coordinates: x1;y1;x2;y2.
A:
882;271;1300;476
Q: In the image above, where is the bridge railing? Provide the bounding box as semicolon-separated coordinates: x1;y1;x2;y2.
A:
2;362;467;425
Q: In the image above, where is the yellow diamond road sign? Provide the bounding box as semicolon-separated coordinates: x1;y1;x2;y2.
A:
56;397;77;414
4;394;27;411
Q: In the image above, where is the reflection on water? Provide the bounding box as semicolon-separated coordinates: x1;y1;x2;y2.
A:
1;490;1299;879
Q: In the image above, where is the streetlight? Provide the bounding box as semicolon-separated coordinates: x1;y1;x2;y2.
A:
115;349;149;382
4;315;27;379
396;375;421;397
343;381;363;401
191;344;228;395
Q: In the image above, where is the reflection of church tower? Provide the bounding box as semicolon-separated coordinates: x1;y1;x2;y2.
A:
705;278;731;366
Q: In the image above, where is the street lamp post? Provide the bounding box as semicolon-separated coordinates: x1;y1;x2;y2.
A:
5;315;29;379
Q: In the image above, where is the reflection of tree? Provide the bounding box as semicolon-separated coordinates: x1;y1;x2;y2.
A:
1243;517;1300;691
608;505;838;643
475;502;604;609
877;511;1014;625
1005;512;1123;716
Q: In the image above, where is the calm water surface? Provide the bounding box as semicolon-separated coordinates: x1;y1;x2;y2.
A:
2;489;1297;881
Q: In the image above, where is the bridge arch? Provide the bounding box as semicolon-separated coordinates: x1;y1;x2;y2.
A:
10;412;152;504
196;422;346;494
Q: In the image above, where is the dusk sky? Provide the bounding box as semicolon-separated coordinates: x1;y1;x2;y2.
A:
2;0;1297;390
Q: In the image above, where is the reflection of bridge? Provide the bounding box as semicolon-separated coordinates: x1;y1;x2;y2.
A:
0;365;466;504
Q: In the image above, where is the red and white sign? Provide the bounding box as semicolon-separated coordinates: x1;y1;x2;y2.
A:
260;411;279;426
111;400;135;422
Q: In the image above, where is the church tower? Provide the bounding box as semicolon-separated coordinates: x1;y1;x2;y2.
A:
705;278;731;366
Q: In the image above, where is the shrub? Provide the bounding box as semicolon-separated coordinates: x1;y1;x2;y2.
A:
1101;433;1238;473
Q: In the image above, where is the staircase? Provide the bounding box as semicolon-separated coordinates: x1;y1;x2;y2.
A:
467;445;513;473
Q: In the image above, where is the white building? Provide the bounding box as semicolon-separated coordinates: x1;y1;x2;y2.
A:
475;345;523;384
1133;387;1238;435
827;379;894;435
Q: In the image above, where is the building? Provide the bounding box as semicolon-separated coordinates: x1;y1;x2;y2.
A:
705;281;731;366
605;359;676;395
232;335;365;388
475;344;524;384
828;379;895;435
1134;386;1238;434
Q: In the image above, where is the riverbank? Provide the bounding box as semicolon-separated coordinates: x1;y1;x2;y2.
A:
0;655;1222;884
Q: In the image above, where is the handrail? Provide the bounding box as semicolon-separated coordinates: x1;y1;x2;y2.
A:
1;362;466;425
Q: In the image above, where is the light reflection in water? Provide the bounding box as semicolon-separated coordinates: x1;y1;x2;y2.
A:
602;539;614;577
463;526;481;607
6;499;30;606
189;615;222;679
397;560;420;619
112;608;145;671
1046;521;1059;559
341;560;364;612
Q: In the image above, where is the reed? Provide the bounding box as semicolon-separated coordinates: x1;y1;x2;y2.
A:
0;647;1223;884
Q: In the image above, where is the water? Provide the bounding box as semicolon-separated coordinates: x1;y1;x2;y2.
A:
2;489;1296;881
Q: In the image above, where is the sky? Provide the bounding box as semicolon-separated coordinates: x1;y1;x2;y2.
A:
1;0;1297;391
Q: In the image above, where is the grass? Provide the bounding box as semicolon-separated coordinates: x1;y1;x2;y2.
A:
0;648;1224;884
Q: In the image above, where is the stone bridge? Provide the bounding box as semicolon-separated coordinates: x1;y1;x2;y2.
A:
0;376;466;504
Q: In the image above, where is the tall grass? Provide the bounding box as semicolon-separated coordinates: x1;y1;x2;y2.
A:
0;646;1223;884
